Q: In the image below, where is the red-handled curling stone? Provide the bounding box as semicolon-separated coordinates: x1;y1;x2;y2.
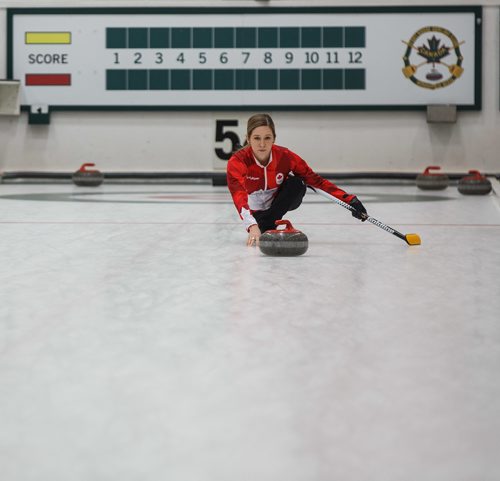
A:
416;165;449;190
259;220;308;257
458;170;492;195
72;163;104;187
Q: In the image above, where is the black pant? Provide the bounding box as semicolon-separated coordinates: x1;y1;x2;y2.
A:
253;176;306;232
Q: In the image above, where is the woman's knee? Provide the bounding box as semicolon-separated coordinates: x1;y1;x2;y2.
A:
284;176;306;195
284;176;306;210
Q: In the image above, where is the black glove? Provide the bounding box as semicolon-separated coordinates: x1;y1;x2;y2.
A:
349;196;368;221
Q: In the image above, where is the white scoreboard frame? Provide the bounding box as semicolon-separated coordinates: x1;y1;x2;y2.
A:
7;6;482;112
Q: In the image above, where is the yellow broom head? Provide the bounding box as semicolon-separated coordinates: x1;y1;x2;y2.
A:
405;234;421;246
402;65;417;78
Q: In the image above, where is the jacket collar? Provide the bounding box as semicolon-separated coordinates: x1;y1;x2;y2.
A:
253;150;273;168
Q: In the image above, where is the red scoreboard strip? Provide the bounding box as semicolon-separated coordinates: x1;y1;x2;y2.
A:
26;73;71;86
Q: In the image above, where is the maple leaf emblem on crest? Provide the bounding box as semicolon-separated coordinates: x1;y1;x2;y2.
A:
417;35;451;63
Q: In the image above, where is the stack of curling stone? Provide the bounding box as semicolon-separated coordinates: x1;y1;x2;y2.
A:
72;163;104;187
259;219;308;257
416;166;449;190
458;170;492;195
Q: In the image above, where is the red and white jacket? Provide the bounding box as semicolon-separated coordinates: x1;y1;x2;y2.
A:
227;144;355;230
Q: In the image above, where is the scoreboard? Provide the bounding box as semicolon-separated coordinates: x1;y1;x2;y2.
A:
7;7;481;111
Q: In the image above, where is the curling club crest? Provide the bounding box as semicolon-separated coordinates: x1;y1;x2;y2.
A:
402;26;464;89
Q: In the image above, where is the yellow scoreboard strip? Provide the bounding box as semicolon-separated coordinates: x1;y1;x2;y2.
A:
25;32;71;44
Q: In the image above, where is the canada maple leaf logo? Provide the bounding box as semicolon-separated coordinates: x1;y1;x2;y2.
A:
417;35;451;63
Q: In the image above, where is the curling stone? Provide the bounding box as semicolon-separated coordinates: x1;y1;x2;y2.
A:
416;166;449;190
458;170;492;195
72;163;104;187
259;219;308;257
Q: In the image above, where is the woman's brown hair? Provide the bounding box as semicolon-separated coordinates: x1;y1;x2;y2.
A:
243;113;276;146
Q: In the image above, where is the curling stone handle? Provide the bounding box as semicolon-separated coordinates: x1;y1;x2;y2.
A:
275;219;295;231
79;163;97;172
467;170;482;178
423;166;442;175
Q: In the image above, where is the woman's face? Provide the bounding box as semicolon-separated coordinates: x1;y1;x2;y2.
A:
248;126;275;164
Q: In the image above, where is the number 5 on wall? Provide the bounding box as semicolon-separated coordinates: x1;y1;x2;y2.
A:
214;120;242;161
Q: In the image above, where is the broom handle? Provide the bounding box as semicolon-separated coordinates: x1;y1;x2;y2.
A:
309;186;414;245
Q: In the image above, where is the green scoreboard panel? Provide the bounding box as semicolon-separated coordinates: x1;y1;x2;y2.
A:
7;7;481;111
105;25;366;92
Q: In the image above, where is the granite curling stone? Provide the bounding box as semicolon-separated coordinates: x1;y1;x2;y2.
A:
72;163;104;187
416;166;449;190
458;170;492;195
259;220;308;257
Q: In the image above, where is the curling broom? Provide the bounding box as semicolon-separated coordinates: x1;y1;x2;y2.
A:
310;187;421;246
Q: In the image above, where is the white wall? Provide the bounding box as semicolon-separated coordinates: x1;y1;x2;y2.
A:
1;1;499;174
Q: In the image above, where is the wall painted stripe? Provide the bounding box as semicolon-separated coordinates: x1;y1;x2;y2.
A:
25;32;71;44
